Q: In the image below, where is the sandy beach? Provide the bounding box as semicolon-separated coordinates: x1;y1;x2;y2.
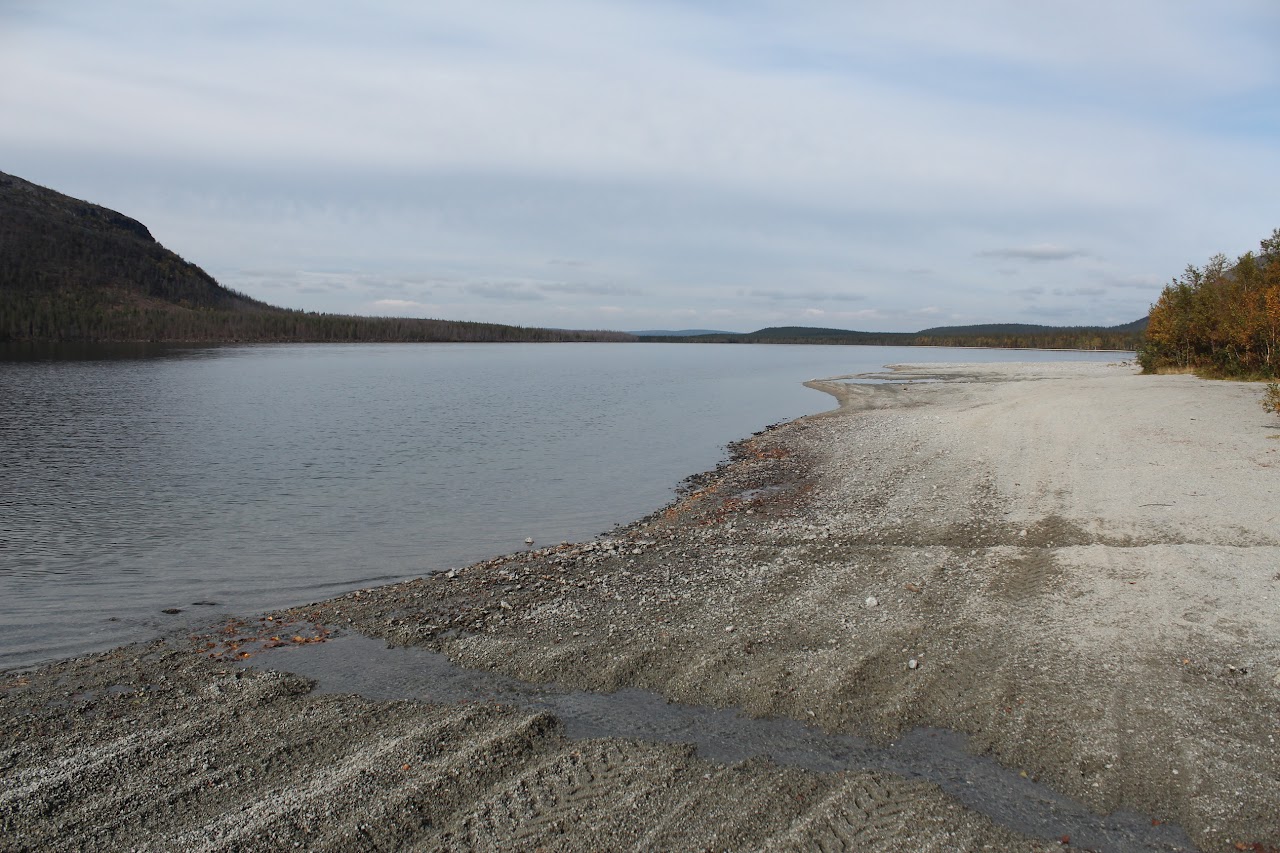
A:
2;361;1277;851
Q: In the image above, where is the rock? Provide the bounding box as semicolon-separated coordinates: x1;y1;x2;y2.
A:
524;537;535;545
1273;671;1280;688
725;625;735;633
908;658;919;670
160;608;183;615
865;596;879;608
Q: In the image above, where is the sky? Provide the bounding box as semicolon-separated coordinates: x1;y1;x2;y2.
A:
2;2;1278;333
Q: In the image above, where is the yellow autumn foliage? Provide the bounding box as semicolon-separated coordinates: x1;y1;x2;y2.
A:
1140;229;1280;378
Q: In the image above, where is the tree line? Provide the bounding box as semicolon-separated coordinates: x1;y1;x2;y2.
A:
1139;229;1280;377
0;290;633;343
640;324;1143;351
911;332;1136;350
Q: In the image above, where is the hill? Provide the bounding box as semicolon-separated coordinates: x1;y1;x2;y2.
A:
0;171;269;318
917;319;1148;337
640;320;1145;350
0;171;632;344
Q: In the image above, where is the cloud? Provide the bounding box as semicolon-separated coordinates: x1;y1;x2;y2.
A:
539;282;636;297
979;245;1090;262
370;298;439;314
1103;273;1163;290
1052;286;1106;297
747;289;866;302
1024;304;1087;320
465;282;547;302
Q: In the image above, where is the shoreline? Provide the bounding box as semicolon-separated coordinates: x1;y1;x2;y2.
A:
3;360;1276;851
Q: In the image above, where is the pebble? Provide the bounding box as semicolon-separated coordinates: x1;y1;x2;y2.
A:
908;659;918;670
1273;672;1280;688
865;596;879;607
525;537;535;545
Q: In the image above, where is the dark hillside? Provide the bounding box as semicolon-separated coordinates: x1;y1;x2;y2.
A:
0;171;632;343
0;171;265;312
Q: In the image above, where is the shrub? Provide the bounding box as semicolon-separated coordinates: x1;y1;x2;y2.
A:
1263;383;1280;415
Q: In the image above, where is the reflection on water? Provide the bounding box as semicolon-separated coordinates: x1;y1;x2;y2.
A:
0;341;226;362
1;343;1124;667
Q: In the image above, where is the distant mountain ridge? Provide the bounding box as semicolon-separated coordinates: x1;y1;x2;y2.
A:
639;318;1145;350
629;328;736;336
916;318;1148;336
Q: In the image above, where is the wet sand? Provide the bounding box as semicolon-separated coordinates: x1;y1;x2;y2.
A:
2;361;1277;851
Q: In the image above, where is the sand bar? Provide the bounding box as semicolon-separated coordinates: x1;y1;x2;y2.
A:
2;361;1277;851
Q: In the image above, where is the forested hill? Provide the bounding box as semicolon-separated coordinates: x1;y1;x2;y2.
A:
0;170;268;314
640;319;1145;350
0;171;632;343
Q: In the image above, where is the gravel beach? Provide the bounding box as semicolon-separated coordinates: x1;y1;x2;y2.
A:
3;360;1277;851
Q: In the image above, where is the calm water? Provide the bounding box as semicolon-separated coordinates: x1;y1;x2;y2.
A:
0;343;1123;668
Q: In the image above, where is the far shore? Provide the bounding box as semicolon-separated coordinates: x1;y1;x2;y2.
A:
2;360;1276;851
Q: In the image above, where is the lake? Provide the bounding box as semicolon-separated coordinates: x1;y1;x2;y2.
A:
0;342;1124;668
